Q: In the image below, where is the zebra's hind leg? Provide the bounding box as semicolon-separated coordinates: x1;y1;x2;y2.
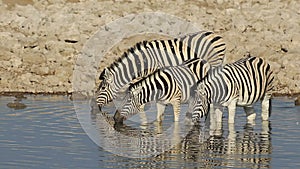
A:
244;106;256;124
156;103;166;122
261;93;272;121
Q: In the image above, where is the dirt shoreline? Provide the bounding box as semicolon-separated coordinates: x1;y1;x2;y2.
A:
0;0;299;96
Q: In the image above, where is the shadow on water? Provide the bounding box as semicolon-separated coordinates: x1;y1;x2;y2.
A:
90;99;273;168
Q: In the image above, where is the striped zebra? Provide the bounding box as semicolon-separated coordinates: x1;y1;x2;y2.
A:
96;31;226;110
189;56;274;124
113;58;211;124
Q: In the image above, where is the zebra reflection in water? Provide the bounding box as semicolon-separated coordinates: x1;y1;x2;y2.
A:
91;100;272;168
156;121;272;168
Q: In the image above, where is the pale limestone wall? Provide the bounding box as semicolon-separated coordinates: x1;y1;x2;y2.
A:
0;0;299;95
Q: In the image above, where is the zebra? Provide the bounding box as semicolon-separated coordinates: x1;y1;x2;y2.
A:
113;57;211;124
189;55;274;124
96;31;226;110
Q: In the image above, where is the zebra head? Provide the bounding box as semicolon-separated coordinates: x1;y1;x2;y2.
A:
96;68;115;110
190;83;210;123
113;86;143;124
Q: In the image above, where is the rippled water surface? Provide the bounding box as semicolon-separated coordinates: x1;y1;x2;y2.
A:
0;95;299;168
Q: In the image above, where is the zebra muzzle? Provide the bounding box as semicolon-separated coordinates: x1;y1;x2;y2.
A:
113;110;125;124
98;105;102;111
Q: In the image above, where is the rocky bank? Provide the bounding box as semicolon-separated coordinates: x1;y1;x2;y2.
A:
0;0;299;96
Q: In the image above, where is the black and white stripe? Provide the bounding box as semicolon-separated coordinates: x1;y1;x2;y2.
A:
114;58;211;123
96;31;226;110
190;56;274;124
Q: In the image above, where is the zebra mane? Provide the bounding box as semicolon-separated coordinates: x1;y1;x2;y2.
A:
99;68;107;80
183;57;203;66
99;40;149;80
232;54;256;65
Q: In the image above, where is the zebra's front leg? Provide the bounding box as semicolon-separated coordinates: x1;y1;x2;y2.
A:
261;93;272;121
171;98;182;122
139;104;148;125
209;105;222;136
156;103;166;122
244;106;256;124
170;90;182;122
227;123;236;154
214;105;223;123
227;99;237;124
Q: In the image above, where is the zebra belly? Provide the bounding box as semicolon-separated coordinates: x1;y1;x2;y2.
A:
236;101;255;107
236;87;266;106
218;95;261;107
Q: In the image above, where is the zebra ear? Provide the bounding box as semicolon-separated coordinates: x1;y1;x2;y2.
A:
99;68;113;83
197;83;206;96
200;60;211;79
202;61;211;78
131;86;143;96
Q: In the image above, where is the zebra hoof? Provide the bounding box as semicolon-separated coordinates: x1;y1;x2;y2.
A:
247;113;256;123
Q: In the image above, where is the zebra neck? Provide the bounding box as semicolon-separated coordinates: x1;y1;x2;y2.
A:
109;42;158;91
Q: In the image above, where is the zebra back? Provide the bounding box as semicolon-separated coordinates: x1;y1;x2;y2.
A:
179;31;226;67
99;31;225;83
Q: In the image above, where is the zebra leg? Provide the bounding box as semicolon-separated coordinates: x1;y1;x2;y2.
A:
209;105;221;136
172;121;181;145
156;103;166;122
155;119;163;134
244;106;256;124
227;99;237;124
139;104;148;125
227;123;236;155
170;90;182;122
261;93;272;121
214;105;223;123
216;108;223;136
171;99;181;122
209;105;216;136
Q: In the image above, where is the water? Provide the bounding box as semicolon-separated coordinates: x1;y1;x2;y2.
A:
0;95;299;168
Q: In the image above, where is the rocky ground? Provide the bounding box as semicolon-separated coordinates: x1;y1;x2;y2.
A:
0;0;299;96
